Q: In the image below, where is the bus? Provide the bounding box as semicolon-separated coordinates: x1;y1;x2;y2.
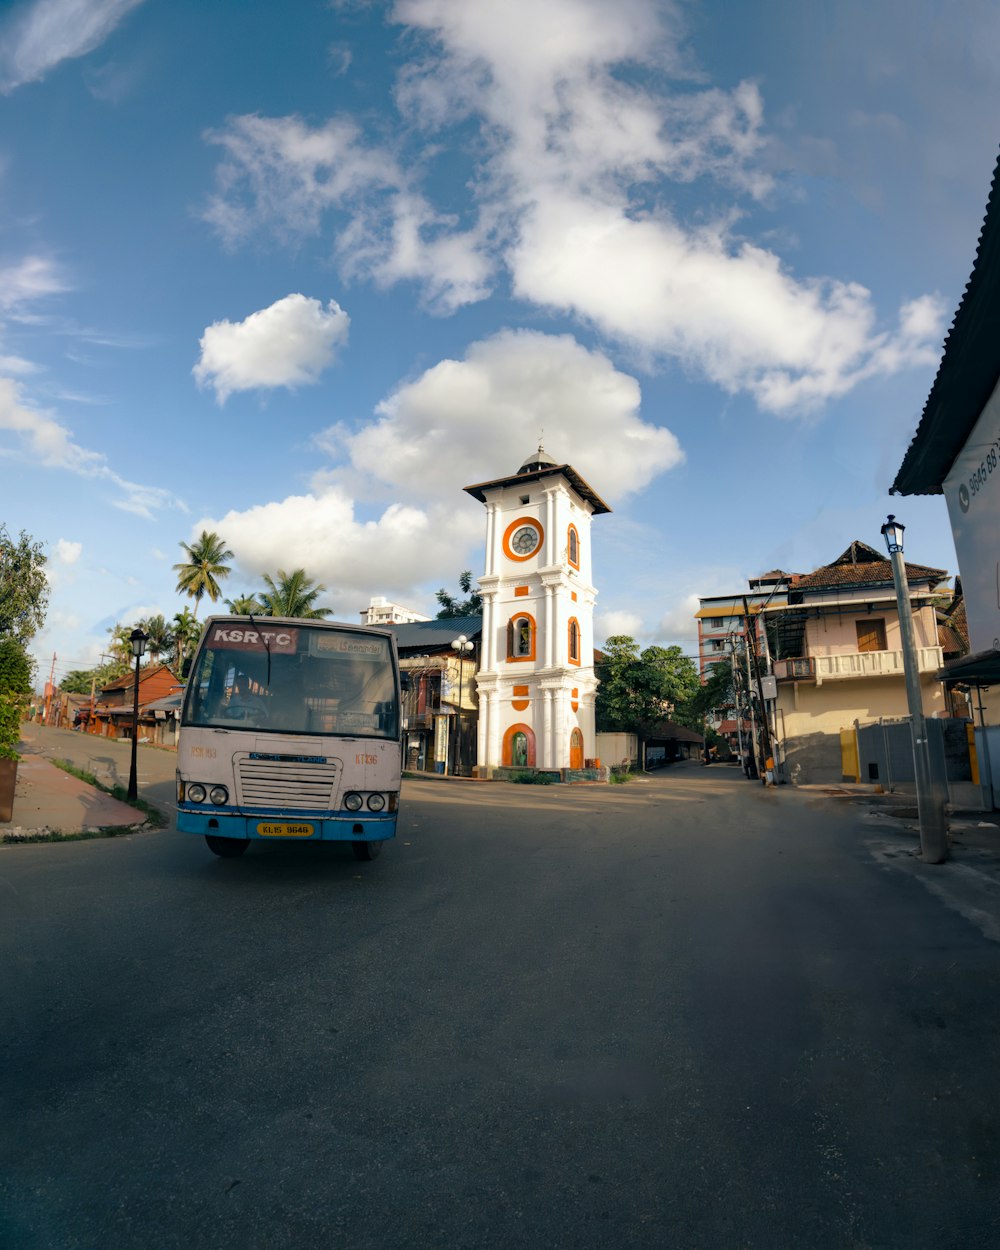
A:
176;616;402;860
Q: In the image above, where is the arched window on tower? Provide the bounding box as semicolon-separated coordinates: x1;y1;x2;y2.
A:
506;613;536;662
568;617;581;666
567;523;579;569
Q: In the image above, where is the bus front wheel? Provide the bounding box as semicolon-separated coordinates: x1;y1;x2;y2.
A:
352;840;382;861
206;835;250;858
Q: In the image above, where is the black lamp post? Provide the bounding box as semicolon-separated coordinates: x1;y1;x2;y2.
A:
451;633;474;776
880;514;948;863
127;627;148;802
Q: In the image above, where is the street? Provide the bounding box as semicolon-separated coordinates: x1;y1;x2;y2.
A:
3;732;1000;1249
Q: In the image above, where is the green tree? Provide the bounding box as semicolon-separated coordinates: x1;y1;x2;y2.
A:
173;530;233;617
0;525;49;647
225;593;264;615
257;569;333;619
435;571;482;619
595;635;642;731
60;659;128;696
595;636;700;738
106;622;135;668
0;636;34;759
675;659;734;731
171;608;202;679
140;613;174;665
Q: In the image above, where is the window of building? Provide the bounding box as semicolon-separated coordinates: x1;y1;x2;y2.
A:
567;524;580;569
856;619;887;652
707;617;725;630
507;613;536;662
568;617;581;665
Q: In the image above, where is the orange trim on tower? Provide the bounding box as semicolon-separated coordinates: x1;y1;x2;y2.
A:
568;617;581;666
502;516;544;563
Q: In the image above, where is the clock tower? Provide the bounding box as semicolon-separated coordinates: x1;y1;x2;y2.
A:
464;446;611;775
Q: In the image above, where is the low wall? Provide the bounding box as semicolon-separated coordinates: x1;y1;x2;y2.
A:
480;766;608;784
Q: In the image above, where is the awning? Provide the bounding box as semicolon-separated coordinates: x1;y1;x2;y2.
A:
939;648;1000;684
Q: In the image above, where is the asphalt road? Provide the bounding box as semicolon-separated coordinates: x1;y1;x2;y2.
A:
3;739;1000;1249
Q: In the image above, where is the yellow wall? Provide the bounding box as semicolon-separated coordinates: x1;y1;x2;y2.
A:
777;673;946;740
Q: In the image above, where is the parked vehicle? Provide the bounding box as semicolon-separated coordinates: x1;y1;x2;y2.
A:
176;616;402;860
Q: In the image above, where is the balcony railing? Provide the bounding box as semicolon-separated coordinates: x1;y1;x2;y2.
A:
773;646;943;686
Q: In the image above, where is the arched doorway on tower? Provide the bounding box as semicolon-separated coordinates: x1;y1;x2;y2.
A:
569;727;584;770
503;723;536;767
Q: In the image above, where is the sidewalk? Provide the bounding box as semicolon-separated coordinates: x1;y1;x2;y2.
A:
1;751;147;839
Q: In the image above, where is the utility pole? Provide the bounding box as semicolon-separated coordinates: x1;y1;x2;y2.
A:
743;598;774;784
881;516;948;863
43;652;56;724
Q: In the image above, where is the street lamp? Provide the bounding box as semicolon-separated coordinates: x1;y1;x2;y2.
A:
127;627;148;802
451;633;475;776
880;515;948;863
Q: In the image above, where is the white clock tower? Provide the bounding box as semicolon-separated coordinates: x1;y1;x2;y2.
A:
464;446;611;775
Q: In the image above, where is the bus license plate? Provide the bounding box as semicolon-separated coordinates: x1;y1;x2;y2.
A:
257;822;315;838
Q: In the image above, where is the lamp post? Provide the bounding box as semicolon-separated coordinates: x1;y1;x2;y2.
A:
451;633;474;776
880;515;948;863
127;627;148;802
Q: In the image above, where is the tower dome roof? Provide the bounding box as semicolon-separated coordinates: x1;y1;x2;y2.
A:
518;443;557;474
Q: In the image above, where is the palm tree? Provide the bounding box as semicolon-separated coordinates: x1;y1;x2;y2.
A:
171;607;201;678
106;622;134;668
173;531;233;617
141;613;174;665
257;569;333;619
225;593;264;615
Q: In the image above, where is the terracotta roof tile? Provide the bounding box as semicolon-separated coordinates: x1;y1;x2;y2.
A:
792;546;947;592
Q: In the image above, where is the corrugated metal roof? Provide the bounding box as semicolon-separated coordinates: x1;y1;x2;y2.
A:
376;616;483;653
892;150;1000;495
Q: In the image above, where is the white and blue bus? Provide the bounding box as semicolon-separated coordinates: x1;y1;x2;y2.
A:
176;616;402;860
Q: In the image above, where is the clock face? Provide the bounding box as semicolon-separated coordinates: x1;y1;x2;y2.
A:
502;516;544;561
512;526;539;555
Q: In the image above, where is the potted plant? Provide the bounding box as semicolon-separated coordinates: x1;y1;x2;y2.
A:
0;638;33;822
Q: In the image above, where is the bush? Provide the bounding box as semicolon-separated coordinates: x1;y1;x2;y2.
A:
510;770;556;784
0;637;33;761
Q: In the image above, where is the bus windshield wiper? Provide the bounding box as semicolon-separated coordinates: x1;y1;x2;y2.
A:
249;613;272;688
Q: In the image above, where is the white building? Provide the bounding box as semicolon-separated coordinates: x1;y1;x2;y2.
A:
464;446;611;774
360;596;431;627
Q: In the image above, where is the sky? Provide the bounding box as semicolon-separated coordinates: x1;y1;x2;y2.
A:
3;0;999;688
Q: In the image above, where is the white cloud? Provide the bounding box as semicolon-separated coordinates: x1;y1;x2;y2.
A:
0;376;182;517
53;537;82;564
324;328;683;507
196;488;477;616
0;353;36;374
658;593;702;641
595;609;644;643
193;293;350;403
0;254;70;308
193;330;680;615
202;0;945;414
202;116;492;313
0;0;144;94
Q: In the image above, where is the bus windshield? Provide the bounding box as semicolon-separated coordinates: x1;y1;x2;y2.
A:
183;620;399;739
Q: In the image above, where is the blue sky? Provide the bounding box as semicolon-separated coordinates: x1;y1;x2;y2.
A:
3;0;999;686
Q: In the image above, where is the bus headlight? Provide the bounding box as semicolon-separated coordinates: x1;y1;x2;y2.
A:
366;793;386;812
344;792;364;811
187;783;207;803
209;785;229;805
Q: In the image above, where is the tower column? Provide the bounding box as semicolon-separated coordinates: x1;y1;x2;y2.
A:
489;688;502;768
541;688;554;769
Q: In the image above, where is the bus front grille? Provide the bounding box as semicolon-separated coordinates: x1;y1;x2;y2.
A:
235;754;340;811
